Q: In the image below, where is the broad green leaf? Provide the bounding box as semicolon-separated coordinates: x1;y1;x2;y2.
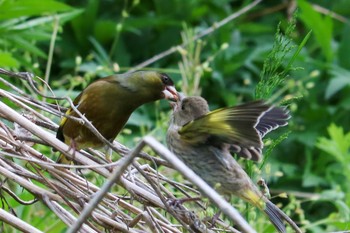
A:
0;0;72;20
12;37;47;58
326;73;350;99
298;0;333;62
317;123;350;163
89;37;110;66
12;9;83;30
334;200;350;221
338;25;350;69
319;189;345;201
0;51;19;67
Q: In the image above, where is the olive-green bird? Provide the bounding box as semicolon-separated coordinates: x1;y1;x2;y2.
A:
56;71;178;164
166;96;301;233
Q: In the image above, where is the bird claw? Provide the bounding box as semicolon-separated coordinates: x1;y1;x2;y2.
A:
207;211;221;228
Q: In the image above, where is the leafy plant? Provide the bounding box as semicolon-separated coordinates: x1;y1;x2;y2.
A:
317;123;350;189
0;0;82;73
1;0;350;232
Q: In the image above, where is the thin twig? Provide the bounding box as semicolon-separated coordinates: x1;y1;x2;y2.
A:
0;208;44;233
129;0;262;72
0;185;38;205
67;141;145;233
143;136;257;233
312;3;349;24
43;197;97;233
132;161;199;232
0;164;62;202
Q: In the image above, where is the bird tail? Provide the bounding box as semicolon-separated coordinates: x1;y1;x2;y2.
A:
264;200;287;233
264;199;302;233
239;189;301;233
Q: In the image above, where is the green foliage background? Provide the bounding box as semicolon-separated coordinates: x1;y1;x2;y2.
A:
1;0;350;232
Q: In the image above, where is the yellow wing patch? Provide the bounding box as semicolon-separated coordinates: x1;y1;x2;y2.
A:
179;106;262;147
179;108;235;144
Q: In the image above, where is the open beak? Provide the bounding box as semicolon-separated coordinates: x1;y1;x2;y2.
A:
163;85;179;102
177;92;185;101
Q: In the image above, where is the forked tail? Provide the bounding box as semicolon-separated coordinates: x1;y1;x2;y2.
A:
240;189;302;233
264;199;302;233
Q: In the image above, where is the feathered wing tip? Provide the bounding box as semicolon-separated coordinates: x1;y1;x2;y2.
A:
214;100;272;147
256;106;290;138
221;101;270;161
179;100;270;146
229;103;290;161
264;200;302;233
229;144;262;161
179;99;290;161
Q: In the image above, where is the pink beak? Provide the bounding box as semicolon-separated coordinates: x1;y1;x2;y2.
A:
163;85;179;101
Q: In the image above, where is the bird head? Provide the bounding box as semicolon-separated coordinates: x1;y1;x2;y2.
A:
159;73;178;102
171;96;209;126
127;71;178;102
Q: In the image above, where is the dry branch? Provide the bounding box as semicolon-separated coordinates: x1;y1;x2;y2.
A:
0;208;43;233
0;1;270;231
0;68;257;232
129;0;263;72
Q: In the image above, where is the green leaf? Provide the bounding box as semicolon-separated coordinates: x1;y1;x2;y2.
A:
127;111;153;128
11;37;47;58
316;123;350;163
338;25;350;69
298;0;333;62
16;30;53;41
89;37;111;67
286;30;312;71
334;200;350;221
319;189;345;201
12;9;83;30
303;173;327;187
326;66;350;99
255;13;300;100
0;0;72;20
0;51;19;67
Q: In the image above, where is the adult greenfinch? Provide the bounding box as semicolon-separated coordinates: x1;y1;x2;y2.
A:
167;96;301;233
56;71;178;164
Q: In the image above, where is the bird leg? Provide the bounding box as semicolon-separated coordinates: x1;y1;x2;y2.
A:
206;210;222;228
67;139;78;161
167;197;223;229
166;197;210;232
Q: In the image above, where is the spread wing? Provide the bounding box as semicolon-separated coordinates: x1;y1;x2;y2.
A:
179;100;289;161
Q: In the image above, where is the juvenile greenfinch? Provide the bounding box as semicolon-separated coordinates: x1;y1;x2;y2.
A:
167;96;301;233
56;71;178;164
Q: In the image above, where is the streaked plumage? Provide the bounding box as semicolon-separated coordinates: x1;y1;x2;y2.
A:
167;96;301;233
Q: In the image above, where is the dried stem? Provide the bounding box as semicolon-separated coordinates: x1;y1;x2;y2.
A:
0;208;43;233
144;136;257;233
129;0;262;72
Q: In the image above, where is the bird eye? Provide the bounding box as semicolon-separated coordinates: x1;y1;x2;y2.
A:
181;104;185;110
160;73;173;85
